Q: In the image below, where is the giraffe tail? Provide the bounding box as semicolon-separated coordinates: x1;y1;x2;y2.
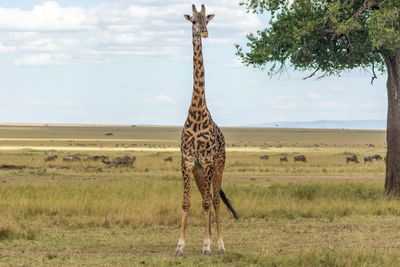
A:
219;189;239;220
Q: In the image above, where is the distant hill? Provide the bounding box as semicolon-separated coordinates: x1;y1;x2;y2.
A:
249;120;386;130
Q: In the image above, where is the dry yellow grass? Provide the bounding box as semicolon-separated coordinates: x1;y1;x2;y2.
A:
0;125;394;266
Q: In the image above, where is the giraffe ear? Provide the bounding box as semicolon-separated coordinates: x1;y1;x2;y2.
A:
184;14;193;22
206;14;215;22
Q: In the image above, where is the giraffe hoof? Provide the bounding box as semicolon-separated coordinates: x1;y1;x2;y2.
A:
201;250;211;256
173;251;183;257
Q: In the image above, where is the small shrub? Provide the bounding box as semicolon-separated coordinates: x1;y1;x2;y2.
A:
0;226;16;240
46;253;57;260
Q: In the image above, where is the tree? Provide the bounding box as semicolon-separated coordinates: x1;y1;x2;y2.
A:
236;0;400;196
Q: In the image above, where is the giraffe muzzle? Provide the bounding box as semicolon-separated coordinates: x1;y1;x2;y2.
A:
201;32;208;38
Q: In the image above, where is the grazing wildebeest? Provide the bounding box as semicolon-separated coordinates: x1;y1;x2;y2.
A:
372;154;382;160
294;155;307;162
164;156;173;162
102;155;136;167
85;155;109;161
280;156;288;162
259;155;269;160
364;156;373;163
63;156;81;162
346;155;359;163
44;155;58;162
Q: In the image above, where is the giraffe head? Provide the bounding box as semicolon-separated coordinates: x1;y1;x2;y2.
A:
184;4;215;38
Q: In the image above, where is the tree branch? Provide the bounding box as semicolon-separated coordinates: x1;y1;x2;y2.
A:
353;0;380;20
325;29;341;36
303;66;320;79
371;61;378;84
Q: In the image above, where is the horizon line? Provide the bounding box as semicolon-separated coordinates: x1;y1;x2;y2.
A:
0;120;386;131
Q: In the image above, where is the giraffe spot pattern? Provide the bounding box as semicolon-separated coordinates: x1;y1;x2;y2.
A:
180;30;226;215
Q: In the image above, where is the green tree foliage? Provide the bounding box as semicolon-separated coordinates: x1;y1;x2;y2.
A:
237;0;399;81
237;0;400;196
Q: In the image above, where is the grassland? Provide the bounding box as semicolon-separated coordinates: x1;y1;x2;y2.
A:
0;124;394;266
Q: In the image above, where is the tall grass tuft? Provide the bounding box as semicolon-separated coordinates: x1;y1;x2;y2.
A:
0;176;393;230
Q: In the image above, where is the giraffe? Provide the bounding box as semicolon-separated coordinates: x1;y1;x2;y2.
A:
174;4;238;257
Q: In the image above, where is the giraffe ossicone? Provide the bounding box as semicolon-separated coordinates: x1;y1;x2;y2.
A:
174;4;238;258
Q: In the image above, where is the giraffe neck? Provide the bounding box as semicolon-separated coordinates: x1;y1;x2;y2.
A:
189;33;207;113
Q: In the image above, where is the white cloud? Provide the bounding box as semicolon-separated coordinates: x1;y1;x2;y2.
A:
0;42;16;52
20;99;48;106
142;94;175;104
307;93;320;100
0;2;93;31
0;1;261;66
276;96;292;101
155;94;174;104
14;53;61;66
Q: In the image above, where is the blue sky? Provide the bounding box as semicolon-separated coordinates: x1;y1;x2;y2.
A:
0;0;387;126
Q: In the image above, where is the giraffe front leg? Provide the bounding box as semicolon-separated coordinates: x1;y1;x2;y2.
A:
200;204;212;256
201;206;212;256
174;160;192;257
174;210;188;257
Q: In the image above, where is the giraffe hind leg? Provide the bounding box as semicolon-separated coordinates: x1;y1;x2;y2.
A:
195;162;214;256
212;154;226;254
192;165;205;195
193;165;213;256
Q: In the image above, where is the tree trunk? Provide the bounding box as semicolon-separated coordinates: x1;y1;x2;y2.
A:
384;50;400;196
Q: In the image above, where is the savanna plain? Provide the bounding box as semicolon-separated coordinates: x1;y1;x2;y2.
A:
0;124;397;266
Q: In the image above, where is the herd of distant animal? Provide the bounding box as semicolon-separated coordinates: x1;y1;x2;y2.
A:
260;154;307;162
260;154;384;164
345;154;384;164
43;153;384;165
43;153;174;167
43;153;137;168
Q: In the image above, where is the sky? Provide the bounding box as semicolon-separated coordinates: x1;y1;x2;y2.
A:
0;0;388;126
